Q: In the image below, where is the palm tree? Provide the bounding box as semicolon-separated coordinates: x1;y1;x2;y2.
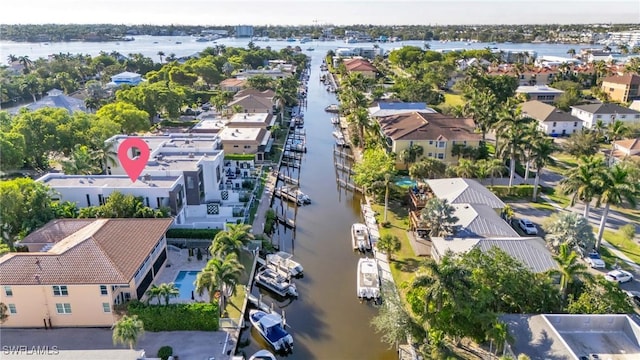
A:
157;283;180;305
92;141;118;175
420;198;459;237
486;158;505;186
346;107;371;148
560;156;606;219
61;144;101;175
567;48;576;58
594;163;639;249
454;158;476;178
550;244;593;301
194;267;218;303
495;103;528;187
112;315;145;350
530;137;558;201
17;55;33;74
203;253;244;315
606;120;630;164
6;54;18;64
376;233;401;261
145;284;163;305
156;51;165;64
398;144;424;169
409;158;446;180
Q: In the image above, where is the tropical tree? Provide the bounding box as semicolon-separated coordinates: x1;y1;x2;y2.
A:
495;102;529;187
18;55;33;74
156;283;180;305
194;266;218;303
0;302;8;324
145;284;163;305
530;137;558;201
61;144;101;175
157;51;165;64
346;107;371;148
353;148;396;190
564;130;600;157
376;233;401;261
409;158;446;180
209;223;254;257
112;315;145;350
93;140;118;175
549;244;593;301
559;156;606;219
398;144;424;169
453;158;476;178
594;163;639;249
566;278;634;314
371;283;424;350
200;253;244;315
606;120;630;163
372;173;393;223
419;198;458;237
543;212;596;253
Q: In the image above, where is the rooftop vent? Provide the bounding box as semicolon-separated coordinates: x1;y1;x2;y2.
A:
143;173;152;182
188;153;195;158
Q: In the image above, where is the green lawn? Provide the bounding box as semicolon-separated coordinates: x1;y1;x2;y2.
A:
444;93;465;108
540;186;571;208
600;228;640;265
370;203;422;288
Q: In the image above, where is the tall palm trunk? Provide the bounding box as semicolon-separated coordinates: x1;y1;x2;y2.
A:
532;170;541;201
596;203;610;250
384;182;389;223
508;154;516;188
583;201;591;220
524;160;530;184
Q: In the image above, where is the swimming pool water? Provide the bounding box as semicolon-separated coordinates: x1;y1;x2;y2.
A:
173;270;200;300
394;177;417;187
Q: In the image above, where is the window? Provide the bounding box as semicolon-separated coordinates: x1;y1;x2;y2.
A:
437;153;445;160
437;141;446;148
187;177;195;189
100;285;108;296
427;152;433;157
86;194;91;207
233;145;239;148
244;145;251;149
102;303;111;313
574;122;578;127
52;285;68;296
621;115;626;119
428;140;433;145
8;304;16;314
98;194;104;205
552;122;557;127
55;303;72;314
4;286;13;297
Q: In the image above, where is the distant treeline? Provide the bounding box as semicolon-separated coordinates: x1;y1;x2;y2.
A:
1;23;638;43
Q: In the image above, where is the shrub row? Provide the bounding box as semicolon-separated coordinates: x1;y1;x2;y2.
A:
488;185;536;198
127;300;219;331
224;154;256;161
166;228;221;239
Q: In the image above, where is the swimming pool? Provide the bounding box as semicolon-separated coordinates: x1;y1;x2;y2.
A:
394;177;417;188
173;270;200;300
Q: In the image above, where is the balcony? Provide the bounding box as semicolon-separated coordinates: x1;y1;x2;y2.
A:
408;185;433;210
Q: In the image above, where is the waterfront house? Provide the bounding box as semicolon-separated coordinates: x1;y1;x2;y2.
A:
419;178;557;273
109;71;143;86
228;94;275;114
368;102;436;118
21;89;87;114
515;85;564;104
519;100;582;136
0;218;173;328
218;127;272;162
343;58;378;79
601;73;640;103
376;112;482;167
234;88;275;101
219;78;247;93
570;103;640;128
612;138;640;161
227;112;276;129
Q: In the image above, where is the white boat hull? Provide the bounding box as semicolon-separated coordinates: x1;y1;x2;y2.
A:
249;310;293;353
351;223;372;252
357;258;381;300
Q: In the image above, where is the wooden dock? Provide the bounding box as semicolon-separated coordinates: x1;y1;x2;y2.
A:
275;214;296;229
333;148;354;160
334;162;355;174
281;159;301;168
277;172;299;186
337;178;364;193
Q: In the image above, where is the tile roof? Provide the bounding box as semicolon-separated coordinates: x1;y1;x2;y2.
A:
220;78;247;87
0;218;174;285
426;178;506;209
228;94;273;110
602;73;640;86
377;112;481;141
616;138;640;151
235;88;274;99
343;58;378;72
520;100;581;123
571;102;640;115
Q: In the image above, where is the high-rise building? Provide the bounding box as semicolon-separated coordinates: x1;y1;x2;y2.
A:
235;25;254;38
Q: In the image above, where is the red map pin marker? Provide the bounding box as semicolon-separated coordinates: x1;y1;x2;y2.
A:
118;137;150;183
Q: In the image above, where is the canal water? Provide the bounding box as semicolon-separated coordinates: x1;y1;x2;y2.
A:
237;55;396;360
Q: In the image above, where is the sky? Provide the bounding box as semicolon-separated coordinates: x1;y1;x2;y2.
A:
1;0;639;26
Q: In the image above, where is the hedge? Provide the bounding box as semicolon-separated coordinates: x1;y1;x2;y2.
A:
224;154;256;161
487;185;536;198
166;228;221;239
127;301;219;331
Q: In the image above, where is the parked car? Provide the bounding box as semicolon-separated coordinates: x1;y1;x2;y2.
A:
605;269;633;283
518;218;538;235
585;251;605;268
624;290;640;306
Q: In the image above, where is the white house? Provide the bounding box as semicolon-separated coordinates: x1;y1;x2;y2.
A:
516;85;564;104
570;103;640;129
520;100;582;136
368;102;436;118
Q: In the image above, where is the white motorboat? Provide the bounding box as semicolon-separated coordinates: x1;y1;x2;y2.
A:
335;137;347;147
249;349;277;360
330;117;340;125
266;251;304;277
332;130;344;140
324;104;340;113
275;186;311;206
254;267;298;297
351;223;372;252
249;310;293;353
357;258;381;300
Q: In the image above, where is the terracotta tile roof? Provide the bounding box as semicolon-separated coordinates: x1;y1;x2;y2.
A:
602;73;640;86
377;112;481;141
343;58;378;72
0;218;174;285
219;78;247;87
235;88;275;99
520;100;580;123
616;138;640;151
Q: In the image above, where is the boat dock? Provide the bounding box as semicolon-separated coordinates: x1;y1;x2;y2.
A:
277;172;299;186
334;162;355;174
336;178;364;193
333;147;354;160
275;214;296;229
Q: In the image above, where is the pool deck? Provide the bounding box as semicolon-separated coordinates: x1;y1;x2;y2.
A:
151;247;210;304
